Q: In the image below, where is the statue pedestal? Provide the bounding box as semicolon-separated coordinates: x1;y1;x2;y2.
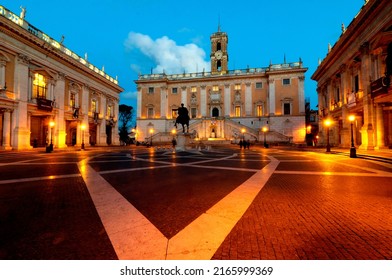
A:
176;133;191;151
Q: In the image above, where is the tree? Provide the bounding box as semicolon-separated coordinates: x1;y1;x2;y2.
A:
118;104;134;144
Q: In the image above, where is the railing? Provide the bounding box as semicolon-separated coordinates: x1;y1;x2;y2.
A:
138;62;303;81
0;5;119;86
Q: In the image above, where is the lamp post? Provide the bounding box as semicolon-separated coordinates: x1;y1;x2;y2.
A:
49;121;55;152
149;128;154;146
81;124;86;150
348;115;357;158
46;121;55;153
241;128;246;140
324;119;332;153
262;126;268;148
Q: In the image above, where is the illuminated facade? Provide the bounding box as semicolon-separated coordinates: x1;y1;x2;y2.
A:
0;6;122;150
312;0;392;150
136;29;307;144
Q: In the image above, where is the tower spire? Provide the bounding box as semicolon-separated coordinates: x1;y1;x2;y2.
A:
218;16;221;32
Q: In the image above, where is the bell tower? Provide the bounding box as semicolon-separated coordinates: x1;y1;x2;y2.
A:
210;25;228;74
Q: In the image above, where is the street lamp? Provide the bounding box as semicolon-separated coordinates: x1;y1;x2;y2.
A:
149;128;154;146
348;115;357;158
241;128;246;140
262;126;268;148
324;119;332;153
49;121;55;152
46;121;55;153
81;124;86;150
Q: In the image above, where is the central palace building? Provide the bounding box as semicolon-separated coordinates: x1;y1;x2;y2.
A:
135;28;308;145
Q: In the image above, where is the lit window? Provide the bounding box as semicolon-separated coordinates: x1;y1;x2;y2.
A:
107;105;113;118
70;92;76;108
33;73;47;99
256;105;263;117
212;85;219;92
191;86;197;93
91;99;97;113
234;84;241;91
235;106;241;117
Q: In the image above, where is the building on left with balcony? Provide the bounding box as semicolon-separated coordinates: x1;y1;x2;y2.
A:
0;5;123;150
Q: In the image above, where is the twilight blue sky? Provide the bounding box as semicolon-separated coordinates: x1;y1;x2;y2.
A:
3;0;365;110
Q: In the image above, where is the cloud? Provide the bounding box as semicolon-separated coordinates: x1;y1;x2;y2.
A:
124;32;210;74
120;90;138;101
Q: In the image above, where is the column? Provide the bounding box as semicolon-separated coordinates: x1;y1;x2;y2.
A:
268;78;275;115
82;85;89;146
0;60;6;87
224;84;230;117
137;86;142;118
181;86;187;107
245;82;252;116
341;107;350;148
298;76;305;114
13;54;31;149
99;95;107;145
375;104;385;149
2;109;12;150
359;43;375;150
200;85;206;117
160;86;167;118
54;73;67;148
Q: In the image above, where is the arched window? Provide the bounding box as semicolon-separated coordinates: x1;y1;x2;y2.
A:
212;107;219;117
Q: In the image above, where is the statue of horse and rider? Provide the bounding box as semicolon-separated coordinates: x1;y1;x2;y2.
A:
174;103;189;133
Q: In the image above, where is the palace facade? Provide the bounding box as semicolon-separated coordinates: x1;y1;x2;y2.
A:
135;29;307;145
0;5;122;150
312;0;392;150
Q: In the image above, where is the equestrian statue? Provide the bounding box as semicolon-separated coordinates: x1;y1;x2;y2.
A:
174;103;189;133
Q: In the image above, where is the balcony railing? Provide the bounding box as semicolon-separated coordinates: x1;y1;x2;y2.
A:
371;76;390;98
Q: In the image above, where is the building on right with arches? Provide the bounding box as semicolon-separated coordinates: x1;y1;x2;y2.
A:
312;0;392;150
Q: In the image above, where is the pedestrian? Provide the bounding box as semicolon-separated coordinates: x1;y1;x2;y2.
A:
172;138;177;149
246;140;250;149
239;140;243;149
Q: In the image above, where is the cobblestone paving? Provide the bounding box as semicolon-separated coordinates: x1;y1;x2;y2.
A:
0;147;391;260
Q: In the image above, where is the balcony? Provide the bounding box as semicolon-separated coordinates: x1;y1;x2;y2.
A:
371;76;390;98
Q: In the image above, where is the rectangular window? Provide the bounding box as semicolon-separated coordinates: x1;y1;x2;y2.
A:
235;106;241;117
107;105;112;118
255;82;263;89
148;87;154;94
33;73;47;99
256;105;263;117
191;107;197;118
172;87;178;94
284;103;291;115
91;99;97;113
212;85;219;92
191;86;197;93
282;78;291;85
70;92;76;108
147;108;154;118
234;84;241;91
354;75;359;92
